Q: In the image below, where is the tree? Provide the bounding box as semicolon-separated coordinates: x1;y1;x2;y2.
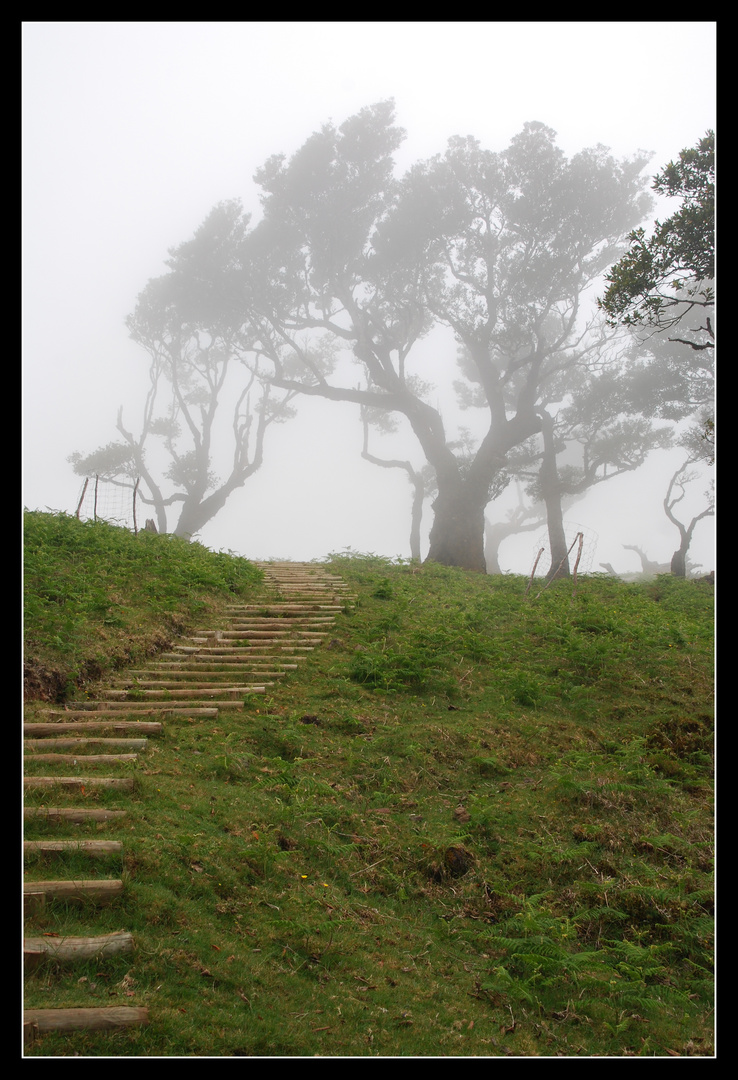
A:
597;132;715;574
494;361;673;579
234;105;653;571
598;131;714;347
598;132;714;460
70;202;297;538
663;460;714;578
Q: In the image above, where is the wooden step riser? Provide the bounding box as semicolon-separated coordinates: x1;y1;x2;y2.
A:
101;687;268;700
25;739;147;751
60;703;229;713
227;606;345;613
118;666;294;675
201;617;337;626
161;656;305;663
42;707;218;717
25;809;127;822
181;642;323;651
24;880;124;902
25;841;123;855
24;722;163;736
118;673;294;681
185;633;327;641
25;754;140;765
24;1007;149;1036
25;932;134;965
25;777;135;790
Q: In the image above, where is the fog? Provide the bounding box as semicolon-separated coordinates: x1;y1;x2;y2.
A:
22;22;716;577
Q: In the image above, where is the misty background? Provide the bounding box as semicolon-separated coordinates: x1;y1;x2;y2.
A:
22;21;716;576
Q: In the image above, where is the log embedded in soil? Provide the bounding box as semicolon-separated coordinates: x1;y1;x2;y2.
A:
43;706;217;717
24;1006;149;1033
23;777;135;790
24;721;163;735
24;738;148;751
102;686;266;699
24;808;127;822
24;931;134;965
23;879;124;902
24;753;140;765
24;840;123;855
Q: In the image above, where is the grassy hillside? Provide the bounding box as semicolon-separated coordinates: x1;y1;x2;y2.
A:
23;514;714;1057
23;511;263;702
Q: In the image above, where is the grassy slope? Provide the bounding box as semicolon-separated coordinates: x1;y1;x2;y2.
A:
23;515;715;1057
23;511;263;701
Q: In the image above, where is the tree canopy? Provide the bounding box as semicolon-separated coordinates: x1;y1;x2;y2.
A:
72;102;703;572
70;201;297;538
233;104;654;570
598;130;714;350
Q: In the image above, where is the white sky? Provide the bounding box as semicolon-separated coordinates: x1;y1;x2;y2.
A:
22;21;716;574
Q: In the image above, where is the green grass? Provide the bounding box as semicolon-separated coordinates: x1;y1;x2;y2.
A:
23;510;263;701
23;524;714;1057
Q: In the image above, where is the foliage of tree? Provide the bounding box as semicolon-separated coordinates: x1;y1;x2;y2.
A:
70;202;297;537
596;131;715;575
232;104;653;570
598;130;714;349
75;105;711;571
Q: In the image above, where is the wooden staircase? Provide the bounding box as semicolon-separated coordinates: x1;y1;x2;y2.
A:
23;561;353;1048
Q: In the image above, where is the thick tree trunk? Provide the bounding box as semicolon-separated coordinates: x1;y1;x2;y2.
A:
425;480;487;572
670;545;687;578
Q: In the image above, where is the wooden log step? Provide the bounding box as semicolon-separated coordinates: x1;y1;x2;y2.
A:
100;686;267;700
24;879;124;902
227;624;334;631
41;706;215;718
113;675;287;686
67;701;228;713
114;673;285;685
24;776;135;791
263;576;347;583
59;704;219;717
24;930;134;966
182;637;323;646
270;585;349;590
24;840;123;856
24;721;162;736
25;739;147;752
24;1006;149;1034
24;753;139;765
170;647;311;655
24;808;127;823
153;656;300;665
226;604;345;612
264;595;339;599
244;645;313;651
187;630;293;639
228;615;337;622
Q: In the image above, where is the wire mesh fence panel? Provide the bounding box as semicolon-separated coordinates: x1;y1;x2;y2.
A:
529;522;599;578
74;477;142;533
